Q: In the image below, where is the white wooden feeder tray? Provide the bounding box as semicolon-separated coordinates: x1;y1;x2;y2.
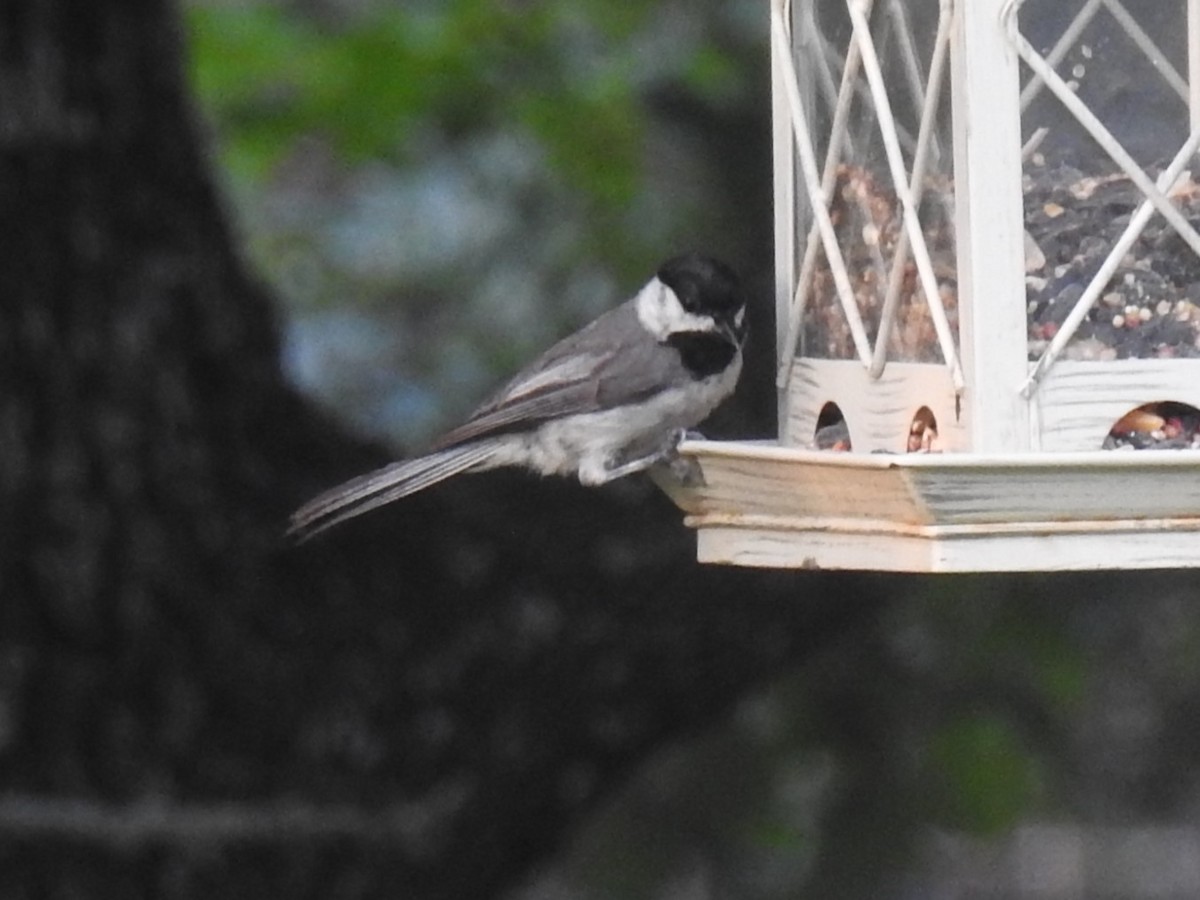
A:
663;0;1200;571
660;440;1200;572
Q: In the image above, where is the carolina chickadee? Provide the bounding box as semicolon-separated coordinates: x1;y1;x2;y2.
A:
289;252;746;540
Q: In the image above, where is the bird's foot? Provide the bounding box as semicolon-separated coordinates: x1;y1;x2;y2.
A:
586;430;707;486
650;452;705;489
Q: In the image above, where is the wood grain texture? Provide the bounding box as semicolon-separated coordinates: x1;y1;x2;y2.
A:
665;440;1200;572
1035;359;1200;451
784;359;964;452
695;521;1200;572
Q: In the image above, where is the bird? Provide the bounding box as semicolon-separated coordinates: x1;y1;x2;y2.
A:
288;252;746;541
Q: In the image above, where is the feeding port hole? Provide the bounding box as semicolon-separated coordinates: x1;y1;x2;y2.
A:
812;402;851;450
907;406;938;453
1104;401;1200;450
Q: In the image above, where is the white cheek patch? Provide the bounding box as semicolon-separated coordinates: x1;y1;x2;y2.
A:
635;278;719;339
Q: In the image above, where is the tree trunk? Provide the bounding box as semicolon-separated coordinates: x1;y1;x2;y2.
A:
0;0;880;896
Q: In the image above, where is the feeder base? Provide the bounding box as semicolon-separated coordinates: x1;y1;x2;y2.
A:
655;441;1200;573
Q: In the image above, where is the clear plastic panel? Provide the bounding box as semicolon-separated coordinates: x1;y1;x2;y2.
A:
796;0;957;363
1018;0;1200;363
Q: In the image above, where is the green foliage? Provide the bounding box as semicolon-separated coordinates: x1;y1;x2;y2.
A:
928;713;1040;836
187;6;324;177
185;1;655;205
182;0;766;451
514;75;641;205
682;42;744;101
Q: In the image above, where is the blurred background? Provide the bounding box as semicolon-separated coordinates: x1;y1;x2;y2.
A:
180;0;1200;896
187;0;772;450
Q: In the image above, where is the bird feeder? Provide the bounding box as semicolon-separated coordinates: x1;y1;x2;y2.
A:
662;0;1200;571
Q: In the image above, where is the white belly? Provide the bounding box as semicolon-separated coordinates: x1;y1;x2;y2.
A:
499;352;742;483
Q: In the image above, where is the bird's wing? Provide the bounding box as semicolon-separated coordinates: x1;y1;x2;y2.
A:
432;302;685;449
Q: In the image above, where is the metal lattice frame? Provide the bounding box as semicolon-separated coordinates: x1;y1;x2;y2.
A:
773;0;963;394
664;0;1200;572
1002;0;1200;395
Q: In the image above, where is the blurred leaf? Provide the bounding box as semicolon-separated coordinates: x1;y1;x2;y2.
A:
514;75;643;206
187;6;327;178
752;818;813;852
683;43;744;101
185;1;651;194
980;603;1089;713
928;714;1039;835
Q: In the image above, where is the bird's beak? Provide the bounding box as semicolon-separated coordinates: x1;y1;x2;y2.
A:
722;310;747;345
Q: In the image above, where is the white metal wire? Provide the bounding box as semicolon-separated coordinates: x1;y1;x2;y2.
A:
869;0;953;378
1006;0;1200;394
1003;1;1200;260
1191;0;1200;132
776;0;877;388
776;2;865;385
888;0;944;165
806;6;912;274
1019;0;1188;114
1100;0;1189;104
1020;126;1050;161
1018;0;1103;112
807;11;891;290
848;0;963;387
811;25;855;153
771;0;874;374
810;23;892;296
819;36;920;154
1021;123;1200;397
776;0;962;389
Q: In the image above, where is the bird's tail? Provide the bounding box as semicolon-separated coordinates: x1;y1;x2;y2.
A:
288;441;502;541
